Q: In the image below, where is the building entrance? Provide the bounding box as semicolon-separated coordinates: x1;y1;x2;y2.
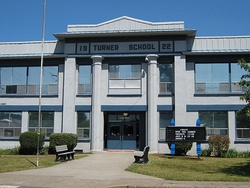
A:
107;122;136;149
104;112;145;150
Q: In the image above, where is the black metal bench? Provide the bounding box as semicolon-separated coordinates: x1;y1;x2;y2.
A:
55;145;75;161
134;146;150;163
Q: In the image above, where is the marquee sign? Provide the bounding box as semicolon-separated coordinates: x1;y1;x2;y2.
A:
166;126;206;142
76;41;175;54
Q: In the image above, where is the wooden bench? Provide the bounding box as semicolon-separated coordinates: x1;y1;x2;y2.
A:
55;145;75;161
134;146;150;164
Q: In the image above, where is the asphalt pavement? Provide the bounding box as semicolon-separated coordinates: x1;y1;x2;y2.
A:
0;152;249;188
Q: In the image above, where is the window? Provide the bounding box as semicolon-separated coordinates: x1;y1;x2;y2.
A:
77;112;90;139
236;109;250;140
199;112;228;136
108;64;142;94
0;67;26;94
159;112;173;140
195;63;247;94
78;65;91;94
0;112;22;138
109;64;141;79
231;63;248;92
0;66;58;95
159;64;173;93
29;112;54;137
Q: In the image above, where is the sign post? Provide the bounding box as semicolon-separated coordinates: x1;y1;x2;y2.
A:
166;121;206;158
196;119;201;158
170;119;175;157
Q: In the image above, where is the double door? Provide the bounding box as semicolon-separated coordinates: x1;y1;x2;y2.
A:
107;122;136;150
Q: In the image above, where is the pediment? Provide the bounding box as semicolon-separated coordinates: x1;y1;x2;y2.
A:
67;16;184;33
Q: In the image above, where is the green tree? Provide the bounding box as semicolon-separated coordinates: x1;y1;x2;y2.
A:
238;58;250;116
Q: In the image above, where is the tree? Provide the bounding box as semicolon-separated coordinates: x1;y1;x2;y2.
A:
238;58;250;116
236;59;250;132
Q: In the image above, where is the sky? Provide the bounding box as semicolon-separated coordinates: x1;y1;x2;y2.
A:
0;0;250;42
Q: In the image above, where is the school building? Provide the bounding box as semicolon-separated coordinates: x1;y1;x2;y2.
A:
0;16;249;153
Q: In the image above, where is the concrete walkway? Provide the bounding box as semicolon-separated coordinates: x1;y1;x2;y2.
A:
0;152;249;188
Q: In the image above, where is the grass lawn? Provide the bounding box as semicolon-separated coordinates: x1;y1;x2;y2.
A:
126;154;250;182
0;154;87;173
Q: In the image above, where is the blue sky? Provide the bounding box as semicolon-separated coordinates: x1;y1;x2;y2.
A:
0;0;250;42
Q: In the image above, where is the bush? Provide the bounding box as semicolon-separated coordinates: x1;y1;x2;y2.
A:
208;135;230;157
201;148;212;157
223;149;250;158
19;131;45;155
49;133;78;154
0;147;20;155
168;142;193;156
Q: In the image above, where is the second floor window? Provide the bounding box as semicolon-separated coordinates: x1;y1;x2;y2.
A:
0;66;58;95
78;65;91;94
159;64;173;93
108;64;142;94
195;63;247;94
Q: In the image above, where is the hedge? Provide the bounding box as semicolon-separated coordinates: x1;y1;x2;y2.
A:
19;131;45;155
49;133;78;154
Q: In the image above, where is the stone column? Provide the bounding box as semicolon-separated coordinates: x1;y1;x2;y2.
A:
62;57;76;133
174;55;187;125
146;54;159;153
91;55;103;151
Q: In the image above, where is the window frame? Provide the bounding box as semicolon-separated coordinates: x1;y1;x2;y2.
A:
195;62;247;94
77;111;91;140
28;111;54;138
0;112;22;138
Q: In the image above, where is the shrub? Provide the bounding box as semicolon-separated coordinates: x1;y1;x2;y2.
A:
201;148;212;157
0;147;20;155
168;142;193;156
19;131;45;155
208;135;230;157
223;149;250;158
49;133;78;154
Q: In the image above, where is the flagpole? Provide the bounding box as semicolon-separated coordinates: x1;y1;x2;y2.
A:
37;0;46;167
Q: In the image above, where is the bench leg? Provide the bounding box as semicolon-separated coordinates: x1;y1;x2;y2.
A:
134;156;141;163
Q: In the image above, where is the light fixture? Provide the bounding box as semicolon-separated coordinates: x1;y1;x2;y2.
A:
123;112;128;117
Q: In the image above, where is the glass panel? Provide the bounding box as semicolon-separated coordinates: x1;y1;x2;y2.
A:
196;64;229;93
199;111;228;136
159;112;173;140
236;109;250;139
77;112;90;139
28;112;54;137
109;65;141;79
159;64;173;93
110;124;120;136
124;124;133;137
231;63;249;92
0;112;22;138
78;65;91;94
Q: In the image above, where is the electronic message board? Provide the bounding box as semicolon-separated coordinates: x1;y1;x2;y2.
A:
166;126;206;142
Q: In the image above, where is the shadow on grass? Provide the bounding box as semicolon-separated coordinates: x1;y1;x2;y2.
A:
219;160;250;177
26;158;37;167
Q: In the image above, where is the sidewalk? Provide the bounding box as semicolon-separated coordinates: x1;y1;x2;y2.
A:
0;152;249;188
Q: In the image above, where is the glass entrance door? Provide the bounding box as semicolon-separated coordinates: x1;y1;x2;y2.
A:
107;122;136;149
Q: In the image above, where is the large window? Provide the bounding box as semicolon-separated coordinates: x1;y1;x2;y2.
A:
236;109;250;140
0;112;22;138
77;112;90;139
29;112;54;137
108;64;142;94
159;112;173;140
0;66;58;95
159;64;173;93
78;65;91;94
199;111;228;136
195;63;247;94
